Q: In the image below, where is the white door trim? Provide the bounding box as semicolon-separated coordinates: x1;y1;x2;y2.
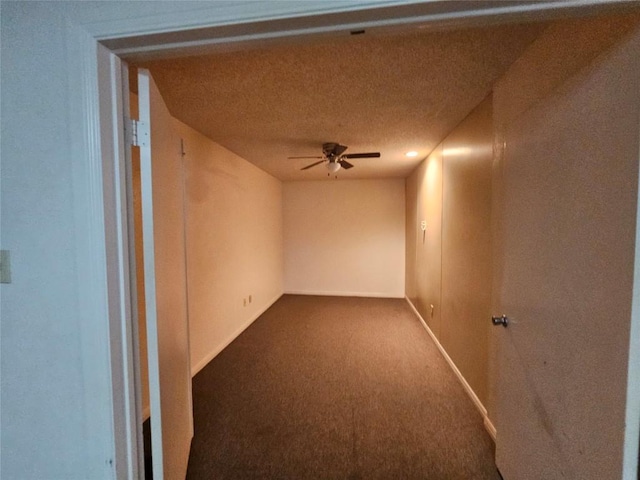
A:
64;1;639;477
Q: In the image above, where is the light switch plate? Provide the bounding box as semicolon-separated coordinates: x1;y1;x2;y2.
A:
0;250;12;284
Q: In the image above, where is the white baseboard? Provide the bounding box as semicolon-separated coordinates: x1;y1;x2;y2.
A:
284;289;403;298
405;297;496;441
191;292;283;377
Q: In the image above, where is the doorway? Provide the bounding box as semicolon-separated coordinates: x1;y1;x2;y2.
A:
94;4;640;480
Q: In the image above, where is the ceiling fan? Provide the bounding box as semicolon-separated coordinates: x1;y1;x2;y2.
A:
288;142;381;173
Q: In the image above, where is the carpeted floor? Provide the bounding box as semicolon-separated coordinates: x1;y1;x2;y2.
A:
186;295;499;479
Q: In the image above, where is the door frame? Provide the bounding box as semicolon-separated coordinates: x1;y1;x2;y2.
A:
69;1;640;478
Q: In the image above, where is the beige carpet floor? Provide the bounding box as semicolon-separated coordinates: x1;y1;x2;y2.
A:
186;295;500;479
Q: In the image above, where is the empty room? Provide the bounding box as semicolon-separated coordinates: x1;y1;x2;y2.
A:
2;2;640;480
123;6;640;479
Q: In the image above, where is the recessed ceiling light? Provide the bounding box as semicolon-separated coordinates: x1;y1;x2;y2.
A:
406;151;419;157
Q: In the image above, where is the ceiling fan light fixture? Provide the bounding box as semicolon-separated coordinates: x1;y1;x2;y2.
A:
326;162;341;173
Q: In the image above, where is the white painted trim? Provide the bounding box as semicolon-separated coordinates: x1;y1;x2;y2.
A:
191;293;283;376
66;24;121;478
117;62;147;478
405;297;495;441
284;290;403;298
102;47;143;480
92;1;640;59
87;1;410;40
137;70;166;480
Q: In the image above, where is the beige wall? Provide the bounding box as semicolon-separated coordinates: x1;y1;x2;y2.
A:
131;96;283;411
283;179;405;297
440;97;493;407
175;120;283;374
406;146;443;336
406;96;493;408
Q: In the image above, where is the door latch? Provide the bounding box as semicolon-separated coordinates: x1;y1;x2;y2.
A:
491;315;509;327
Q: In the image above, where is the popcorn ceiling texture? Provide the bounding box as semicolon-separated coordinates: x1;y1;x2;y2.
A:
138;22;544;181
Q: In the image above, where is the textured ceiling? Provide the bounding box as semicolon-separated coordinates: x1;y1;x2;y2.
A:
138;23;545;180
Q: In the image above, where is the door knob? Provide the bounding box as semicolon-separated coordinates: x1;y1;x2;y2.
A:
492;315;509;327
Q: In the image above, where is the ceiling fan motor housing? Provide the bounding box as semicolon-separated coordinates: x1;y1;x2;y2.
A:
323;142;346;158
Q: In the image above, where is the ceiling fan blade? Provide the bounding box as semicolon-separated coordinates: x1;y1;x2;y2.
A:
343;152;381;159
300;160;325;170
338;159;354;169
288;155;323;159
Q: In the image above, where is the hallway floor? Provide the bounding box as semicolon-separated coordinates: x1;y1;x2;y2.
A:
186;295;499;479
